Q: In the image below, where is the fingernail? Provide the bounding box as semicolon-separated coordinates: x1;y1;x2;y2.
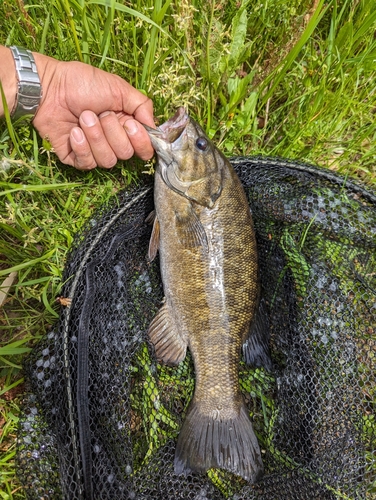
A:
81;110;97;127
71;127;84;143
124;120;139;136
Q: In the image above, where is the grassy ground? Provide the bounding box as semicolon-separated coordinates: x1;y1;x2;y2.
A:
0;0;375;498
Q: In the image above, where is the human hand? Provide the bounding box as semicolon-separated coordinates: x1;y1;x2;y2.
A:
32;53;155;169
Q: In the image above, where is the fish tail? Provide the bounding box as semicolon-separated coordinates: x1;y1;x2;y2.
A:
174;402;264;482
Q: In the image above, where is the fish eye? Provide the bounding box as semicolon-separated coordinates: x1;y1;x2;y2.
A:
196;137;208;151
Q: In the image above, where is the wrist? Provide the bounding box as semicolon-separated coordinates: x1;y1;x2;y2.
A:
32;51;57;97
9;46;42;120
32;52;62;121
0;46;57;122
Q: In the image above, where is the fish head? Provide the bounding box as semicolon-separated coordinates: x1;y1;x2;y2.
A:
144;107;225;208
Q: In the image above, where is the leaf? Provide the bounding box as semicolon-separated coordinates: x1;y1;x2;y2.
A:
243;91;258;116
352;7;376;44
335;21;353;55
0;248;56;277
229;6;248;71
88;0;195;78
42;283;59;319
226;72;255;112
0;182;81;196
208;19;226;72
0;340;31;356
236;91;259;131
99;0;115;67
58;228;74;247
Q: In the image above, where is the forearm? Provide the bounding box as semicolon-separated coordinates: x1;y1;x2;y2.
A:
0;46;17;116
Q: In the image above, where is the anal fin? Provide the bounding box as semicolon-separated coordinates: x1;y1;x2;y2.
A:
148;304;187;366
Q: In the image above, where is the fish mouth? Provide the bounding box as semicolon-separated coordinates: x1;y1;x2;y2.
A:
143;107;189;152
143;108;192;195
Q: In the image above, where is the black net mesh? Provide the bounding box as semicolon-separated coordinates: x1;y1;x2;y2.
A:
16;157;376;499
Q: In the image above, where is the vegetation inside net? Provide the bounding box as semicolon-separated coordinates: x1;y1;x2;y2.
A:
16;157;376;499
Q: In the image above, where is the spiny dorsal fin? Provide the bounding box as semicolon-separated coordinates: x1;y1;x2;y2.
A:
148;303;187;366
148;215;160;262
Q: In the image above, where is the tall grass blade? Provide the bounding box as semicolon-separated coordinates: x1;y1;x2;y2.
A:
0;249;56;277
0;182;81;196
99;0;115;68
0;83;22;158
88;0;195;81
39;11;50;53
0;340;31;356
0;378;25;397
61;0;83;60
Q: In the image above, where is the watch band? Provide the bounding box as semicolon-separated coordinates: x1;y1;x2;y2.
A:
9;46;42;120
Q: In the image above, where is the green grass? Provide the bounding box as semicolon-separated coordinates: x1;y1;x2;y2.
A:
0;0;375;498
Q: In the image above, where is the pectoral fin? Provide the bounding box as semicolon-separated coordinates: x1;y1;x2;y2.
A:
148;304;187;366
175;205;208;251
148;214;160;262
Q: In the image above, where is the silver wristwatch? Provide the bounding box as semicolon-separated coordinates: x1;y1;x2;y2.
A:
9;46;42;120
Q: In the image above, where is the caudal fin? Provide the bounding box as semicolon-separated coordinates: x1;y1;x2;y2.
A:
174;403;264;483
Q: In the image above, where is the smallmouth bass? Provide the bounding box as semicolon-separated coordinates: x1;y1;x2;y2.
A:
144;108;265;482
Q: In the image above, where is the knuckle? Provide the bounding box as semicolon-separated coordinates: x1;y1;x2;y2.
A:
61;155;75;167
99;111;115;121
75;162;97;170
87;128;103;143
99;153;118;169
138;148;154;161
75;153;97;170
119;145;134;160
